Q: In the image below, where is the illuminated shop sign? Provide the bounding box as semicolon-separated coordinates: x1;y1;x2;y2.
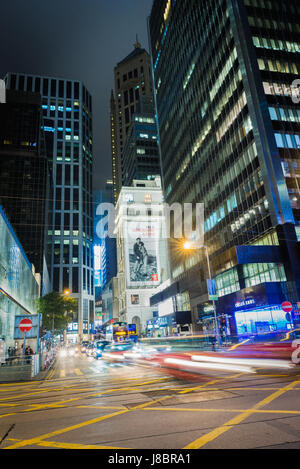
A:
235;299;255;308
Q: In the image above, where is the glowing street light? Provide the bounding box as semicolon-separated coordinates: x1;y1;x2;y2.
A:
183;241;192;250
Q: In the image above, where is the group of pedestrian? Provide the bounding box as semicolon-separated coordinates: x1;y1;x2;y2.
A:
6;344;33;365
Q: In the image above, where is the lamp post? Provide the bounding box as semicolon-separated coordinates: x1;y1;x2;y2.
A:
63;290;70;344
183;241;221;346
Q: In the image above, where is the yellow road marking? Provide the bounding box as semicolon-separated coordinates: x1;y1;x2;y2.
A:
5;438;129;450
24;398;80;412
2;395;173;449
0;403;18;407
0;412;18;419
184;379;299;449
76;405;125;410
46;360;58;380
0;381;40;388
144;407;300;415
0;388;61;402
229;339;251;350
179;373;244;394
29;440;129;449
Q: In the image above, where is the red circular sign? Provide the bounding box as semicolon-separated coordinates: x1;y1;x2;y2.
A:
281;301;293;313
19;318;33;333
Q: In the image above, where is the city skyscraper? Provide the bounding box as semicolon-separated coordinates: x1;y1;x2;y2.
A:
149;0;300;336
93;180;117;328
5;73;94;341
110;40;154;204
93;180;117;296
122;95;161;187
0;89;52;295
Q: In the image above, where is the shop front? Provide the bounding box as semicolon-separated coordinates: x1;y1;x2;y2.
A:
147;314;175;337
217;282;296;336
147;310;192;337
0;206;40;350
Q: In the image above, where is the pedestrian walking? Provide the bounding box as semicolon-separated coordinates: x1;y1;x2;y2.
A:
25;346;33;364
7;346;15;365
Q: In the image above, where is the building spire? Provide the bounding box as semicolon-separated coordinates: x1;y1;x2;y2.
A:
134;34;141;49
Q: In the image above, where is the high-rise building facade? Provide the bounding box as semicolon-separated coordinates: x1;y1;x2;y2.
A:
0;205;40;347
122;95;161;186
110;41;154;204
5;73;94;341
0;89;52;295
149;0;300;336
93;180;117;295
114;177;170;333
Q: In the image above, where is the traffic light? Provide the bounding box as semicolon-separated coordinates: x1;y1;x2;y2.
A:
219;316;226;326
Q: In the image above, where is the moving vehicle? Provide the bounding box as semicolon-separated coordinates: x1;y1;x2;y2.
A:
128;323;138;342
59;345;78;358
86;343;96;357
105;322;129;342
102;341;135;362
80;341;90;353
92;340;111;359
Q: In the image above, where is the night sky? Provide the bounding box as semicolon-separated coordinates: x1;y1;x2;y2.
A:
0;0;153;189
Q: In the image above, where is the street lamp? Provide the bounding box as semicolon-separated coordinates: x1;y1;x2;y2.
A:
63;290;71;344
183;241;221;346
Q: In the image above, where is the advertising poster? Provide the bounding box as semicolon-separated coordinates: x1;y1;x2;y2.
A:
124;220;161;287
94;245;102;287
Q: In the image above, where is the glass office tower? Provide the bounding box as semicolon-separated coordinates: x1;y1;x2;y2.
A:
0;89;52;295
122;95;161;186
110;41;154;204
5;73;94;341
93;181;117;295
149;0;300;336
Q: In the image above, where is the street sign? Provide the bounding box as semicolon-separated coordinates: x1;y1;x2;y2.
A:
207;279;218;301
18;318;33;333
281;301;293;313
285;312;292;323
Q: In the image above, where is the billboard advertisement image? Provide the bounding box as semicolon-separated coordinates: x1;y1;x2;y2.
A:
124;220;161;287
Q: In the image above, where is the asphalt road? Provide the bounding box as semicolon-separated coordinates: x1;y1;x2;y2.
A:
0;351;300;450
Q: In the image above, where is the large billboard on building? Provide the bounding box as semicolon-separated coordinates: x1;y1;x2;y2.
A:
124;220;161;287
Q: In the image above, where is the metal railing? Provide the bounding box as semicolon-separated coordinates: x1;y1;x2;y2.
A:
0;354;40;382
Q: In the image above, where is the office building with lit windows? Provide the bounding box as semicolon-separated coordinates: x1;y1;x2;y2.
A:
122;95;161;187
110;41;154;204
5;73;94;341
149;0;300;336
0;89;52;295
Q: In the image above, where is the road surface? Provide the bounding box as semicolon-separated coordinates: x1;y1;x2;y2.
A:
0;351;300;450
